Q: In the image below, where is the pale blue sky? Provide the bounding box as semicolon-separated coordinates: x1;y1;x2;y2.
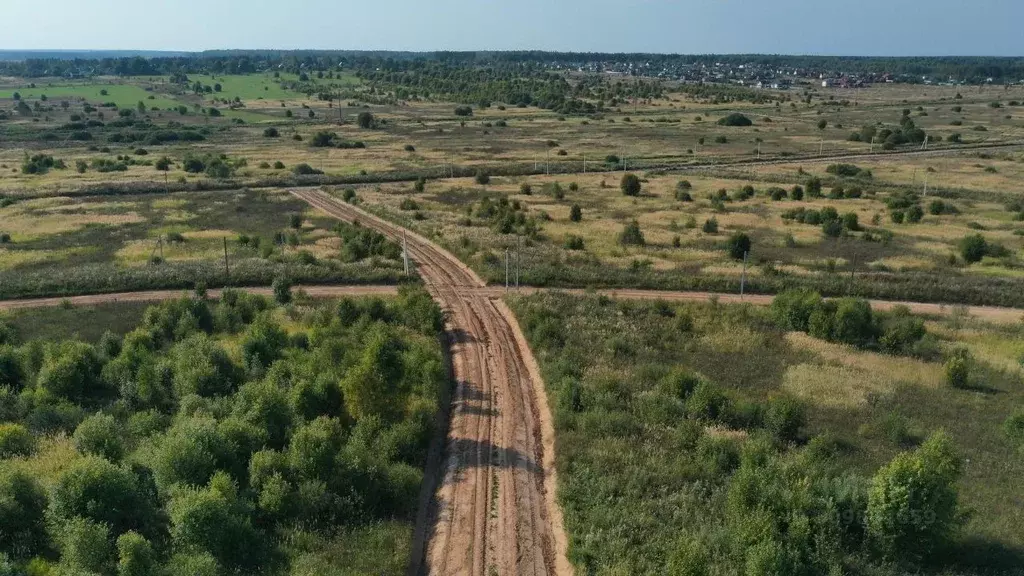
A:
2;0;1021;55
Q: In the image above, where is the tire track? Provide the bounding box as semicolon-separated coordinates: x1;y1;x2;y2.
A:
291;189;571;576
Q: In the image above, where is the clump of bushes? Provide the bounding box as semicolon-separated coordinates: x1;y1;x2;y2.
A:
772;290;933;356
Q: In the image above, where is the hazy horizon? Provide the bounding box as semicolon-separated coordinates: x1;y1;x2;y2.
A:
1;0;1021;57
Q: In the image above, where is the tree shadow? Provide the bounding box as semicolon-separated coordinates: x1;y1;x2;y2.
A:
928;537;1024;574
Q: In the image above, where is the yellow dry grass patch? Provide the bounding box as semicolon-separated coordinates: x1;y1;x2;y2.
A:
700;324;769;355
5;434;84;486
184;229;237;240
0;206;145;241
782;332;943;408
151;198;188;209
868;255;936;272
705;426;749;441
115;238;225;266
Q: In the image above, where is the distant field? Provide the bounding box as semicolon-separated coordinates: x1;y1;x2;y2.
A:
0;188;409;298
338;164;1024;306
0;80;181;109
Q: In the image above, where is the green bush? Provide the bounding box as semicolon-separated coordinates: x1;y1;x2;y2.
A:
944;349;971;389
0;469;48;559
72;413;124;461
771;289;824;332
0;423;33;458
718;113;753;126
1004;409;1024;446
618;220;645;246
726;232;751;260
620;173;641;196
867;431;962;562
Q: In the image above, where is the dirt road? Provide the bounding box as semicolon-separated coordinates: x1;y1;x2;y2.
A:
292;190;571;576
477;287;1024;325
0;285;400;311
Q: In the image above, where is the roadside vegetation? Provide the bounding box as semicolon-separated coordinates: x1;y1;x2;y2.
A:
510;291;1024;575
0;286;445;575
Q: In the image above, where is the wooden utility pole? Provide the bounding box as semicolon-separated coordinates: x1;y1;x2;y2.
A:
740;251;749;299
223;237;230;278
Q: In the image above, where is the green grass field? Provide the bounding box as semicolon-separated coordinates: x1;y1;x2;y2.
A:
0;81;181;109
509;291;1024;575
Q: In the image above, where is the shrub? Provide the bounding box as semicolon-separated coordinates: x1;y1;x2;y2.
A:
1004;409;1024;445
73;413;124;461
116;531;157;576
569;204;582;222
0;469;48;559
519;183;532;195
702;217;719;234
474;170;490;185
791;185;804;201
958;234;987;263
262;127;279;138
453;106;473;117
726;232;751;260
51;456;162;539
618;220;645;246
770;289;824;332
0;423;34;458
563;235;585;250
272;275;292;304
292;163;322;176
620;173;641;196
944;349;971;389
718;113;753;126
867;431;962;562
764;396;806;443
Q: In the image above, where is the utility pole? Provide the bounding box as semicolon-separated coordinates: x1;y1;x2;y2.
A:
819;138;824;155
516;236;521;290
756;141;761;160
223;237;230;278
740;251;749;299
504;248;509;292
402;231;410;275
923;175;929;197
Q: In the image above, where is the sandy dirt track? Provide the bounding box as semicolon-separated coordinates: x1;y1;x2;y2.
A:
0;285;400;311
291;189;572;576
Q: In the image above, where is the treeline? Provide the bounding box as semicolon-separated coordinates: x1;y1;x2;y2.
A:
0;286;445;574
2;52;1023;83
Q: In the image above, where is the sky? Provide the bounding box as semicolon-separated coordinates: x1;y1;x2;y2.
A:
1;0;1021;56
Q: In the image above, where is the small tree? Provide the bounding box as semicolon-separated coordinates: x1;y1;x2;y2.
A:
263;127;279;138
618;220;645;246
726;232;751;260
474;170;490;185
0;423;33;458
944;349;971;389
702;217;719;234
0;469;48;559
867;431;962;562
958;234;987;263
818;119;828;130
569;204;582;222
519;183;532;195
73;413;124;461
414;177;426;192
272;275;292;304
620;173;641;197
117;531;157;576
289;213;303;229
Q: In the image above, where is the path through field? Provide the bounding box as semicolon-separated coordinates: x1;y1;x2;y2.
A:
291;189;572;576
